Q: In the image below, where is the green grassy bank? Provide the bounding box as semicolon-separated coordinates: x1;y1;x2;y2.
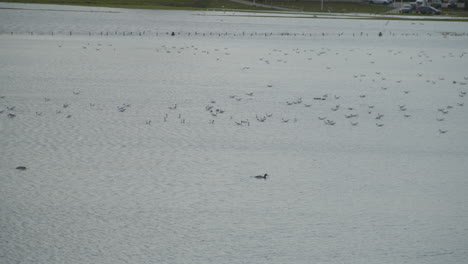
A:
1;0;467;16
0;0;272;10
252;1;393;13
0;0;391;12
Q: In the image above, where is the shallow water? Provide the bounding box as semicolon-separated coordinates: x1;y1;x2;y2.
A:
1;3;468;264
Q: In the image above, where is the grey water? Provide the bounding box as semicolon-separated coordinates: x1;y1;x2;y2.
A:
1;3;468;264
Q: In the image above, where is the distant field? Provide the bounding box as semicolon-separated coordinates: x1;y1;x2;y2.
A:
0;0;392;13
1;0;467;15
250;0;393;13
0;0;273;10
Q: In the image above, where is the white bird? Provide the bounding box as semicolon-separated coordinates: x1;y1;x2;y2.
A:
324;120;336;125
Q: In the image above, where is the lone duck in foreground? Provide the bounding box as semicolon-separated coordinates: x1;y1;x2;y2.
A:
16;166;27;171
253;174;268;179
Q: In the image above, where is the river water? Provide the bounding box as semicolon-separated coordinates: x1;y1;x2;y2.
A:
1;3;468;264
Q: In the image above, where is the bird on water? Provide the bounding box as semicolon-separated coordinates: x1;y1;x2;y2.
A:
253;173;268;179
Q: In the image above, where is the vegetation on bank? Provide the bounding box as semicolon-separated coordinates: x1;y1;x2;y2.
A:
0;0;390;12
251;0;393;13
249;0;467;15
0;0;272;10
1;0;467;16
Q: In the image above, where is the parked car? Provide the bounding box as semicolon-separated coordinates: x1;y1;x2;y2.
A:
369;0;391;5
448;0;457;8
431;0;442;8
416;6;442;14
400;4;413;13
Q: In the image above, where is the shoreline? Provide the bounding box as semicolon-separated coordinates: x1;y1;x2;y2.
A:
1;1;468;21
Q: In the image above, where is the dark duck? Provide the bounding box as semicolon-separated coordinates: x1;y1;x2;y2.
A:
253;173;268;179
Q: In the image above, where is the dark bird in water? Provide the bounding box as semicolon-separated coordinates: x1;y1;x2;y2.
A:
16;166;27;171
253;174;268;179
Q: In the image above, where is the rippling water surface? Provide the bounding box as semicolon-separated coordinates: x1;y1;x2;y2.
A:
1;3;468;264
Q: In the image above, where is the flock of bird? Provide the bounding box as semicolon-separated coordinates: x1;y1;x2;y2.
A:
3;81;465;136
188;83;466;135
1;40;467;138
148;45;467;135
8;26;468;40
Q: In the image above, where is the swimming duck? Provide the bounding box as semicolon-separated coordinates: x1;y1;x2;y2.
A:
254;174;268;179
